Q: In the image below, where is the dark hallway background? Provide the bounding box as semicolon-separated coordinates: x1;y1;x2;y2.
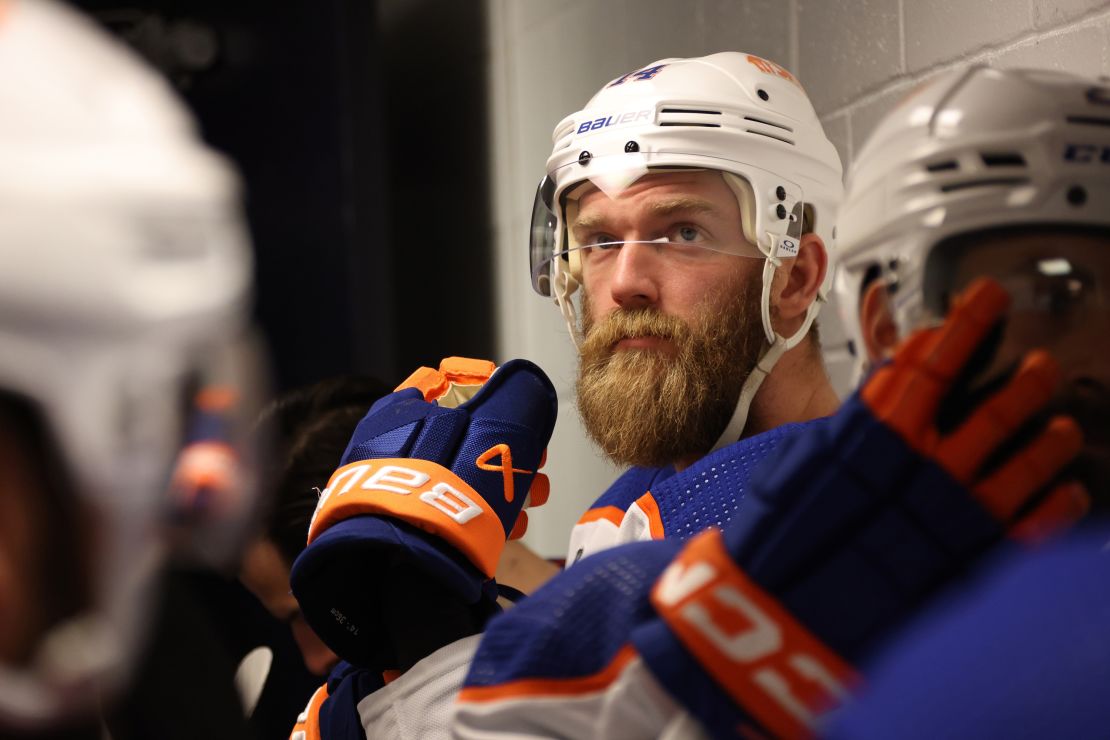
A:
74;0;494;393
66;3;493;738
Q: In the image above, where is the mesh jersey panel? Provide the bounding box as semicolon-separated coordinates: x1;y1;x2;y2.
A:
652;419;829;540
590;466;675;513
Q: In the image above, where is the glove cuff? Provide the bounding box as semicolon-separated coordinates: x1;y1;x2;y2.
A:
308;457;507;578
636;528;861;739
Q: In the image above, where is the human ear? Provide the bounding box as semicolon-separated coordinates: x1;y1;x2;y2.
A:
771;233;827;337
859;279;900;364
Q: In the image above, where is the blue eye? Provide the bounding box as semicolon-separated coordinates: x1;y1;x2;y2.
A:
671;225;702;243
586;234;621;250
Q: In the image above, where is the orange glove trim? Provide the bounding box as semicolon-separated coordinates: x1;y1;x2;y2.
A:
307;458;506;578
651;529;861;740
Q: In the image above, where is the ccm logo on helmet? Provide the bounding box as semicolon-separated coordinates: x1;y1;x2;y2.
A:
577;108;653;135
1063;143;1110;164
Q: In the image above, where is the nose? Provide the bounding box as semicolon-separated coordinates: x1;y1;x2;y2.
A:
608;242;662;310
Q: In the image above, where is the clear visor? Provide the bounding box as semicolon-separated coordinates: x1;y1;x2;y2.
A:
165;327;270;570
923;226;1110;434
920;227;1110;360
530;153;804;296
917;226;1110;497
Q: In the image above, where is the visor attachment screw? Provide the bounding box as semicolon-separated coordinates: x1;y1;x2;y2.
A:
757;89;770;101
776;203;788;219
578;150;593;165
1067;185;1087;206
775;185;786;201
624;140;640;153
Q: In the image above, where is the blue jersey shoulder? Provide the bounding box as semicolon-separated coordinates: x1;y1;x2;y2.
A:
651;418;830;540
585;465;675;515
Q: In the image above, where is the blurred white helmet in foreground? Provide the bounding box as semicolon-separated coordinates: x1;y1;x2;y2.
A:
0;0;260;728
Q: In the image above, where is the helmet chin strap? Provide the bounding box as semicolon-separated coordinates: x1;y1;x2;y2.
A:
709;256;818;452
553;257;582;351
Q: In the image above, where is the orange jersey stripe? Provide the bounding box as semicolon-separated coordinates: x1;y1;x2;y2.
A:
456;644;638;703
576;505;625;528
633;492;665;539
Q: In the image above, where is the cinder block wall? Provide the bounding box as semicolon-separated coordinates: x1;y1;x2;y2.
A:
486;0;1110;556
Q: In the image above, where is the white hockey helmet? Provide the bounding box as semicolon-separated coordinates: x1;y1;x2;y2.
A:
529;51;843;445
0;0;260;727
836;66;1110;383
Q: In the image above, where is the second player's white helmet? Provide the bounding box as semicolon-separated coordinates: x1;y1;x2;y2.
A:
0;0;261;727
836;66;1110;383
529;52;843;446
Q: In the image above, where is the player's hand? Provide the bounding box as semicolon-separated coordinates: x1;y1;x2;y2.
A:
309;356;556;555
861;278;1087;542
291;357;556;668
387;356;553;540
631;278;1087;739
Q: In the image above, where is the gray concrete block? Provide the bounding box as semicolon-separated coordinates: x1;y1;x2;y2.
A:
624;0;710;64
700;0;791;69
798;0;902;114
848;79;918;158
905;0;1031;72
990;24;1104;76
1033;0;1110;28
820;112;852;174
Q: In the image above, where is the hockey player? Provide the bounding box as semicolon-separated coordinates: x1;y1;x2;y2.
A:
285;49;843;740
527;52;844;563
833;64;1110;509
453;65;1099;739
815;65;1110;739
0;1;261;737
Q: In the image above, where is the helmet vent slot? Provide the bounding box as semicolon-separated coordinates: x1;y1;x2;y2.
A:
658;107;723;128
1066;115;1110;128
660;107;722;115
981;152;1026;167
940;177;1028;193
659;121;721;128
744;129;795;145
926;160;959;172
743;115;794;132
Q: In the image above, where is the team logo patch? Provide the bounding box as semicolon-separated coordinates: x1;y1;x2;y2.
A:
607;64;668;87
746;54;802;90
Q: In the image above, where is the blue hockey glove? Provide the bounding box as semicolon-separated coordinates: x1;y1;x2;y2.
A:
631;279;1087;739
290;357;557;669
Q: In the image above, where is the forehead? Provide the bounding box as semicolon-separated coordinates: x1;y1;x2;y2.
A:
574;170;739;217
